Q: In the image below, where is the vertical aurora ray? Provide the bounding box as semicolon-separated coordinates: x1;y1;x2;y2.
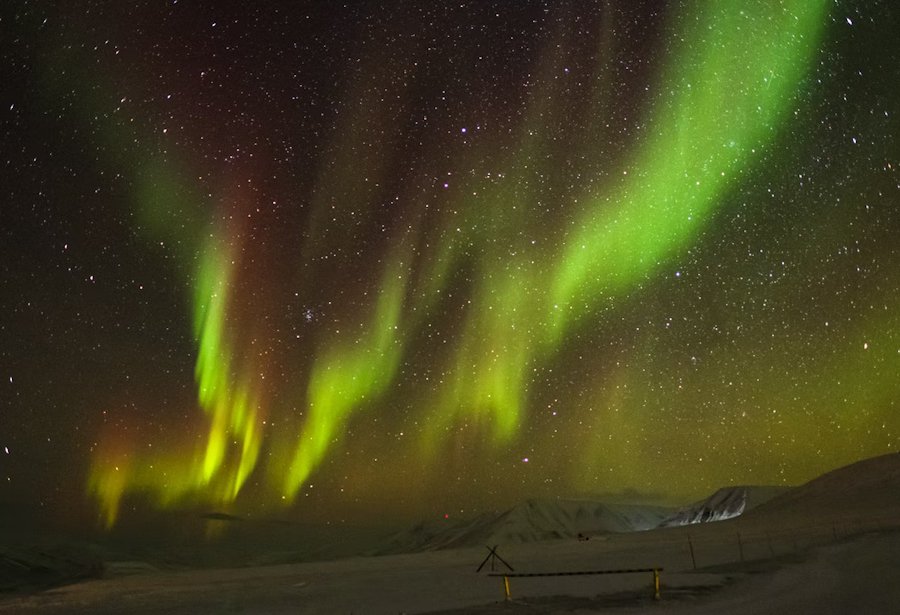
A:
548;0;830;338
281;256;409;498
420;260;537;450
191;227;263;498
89;189;266;525
416;0;831;458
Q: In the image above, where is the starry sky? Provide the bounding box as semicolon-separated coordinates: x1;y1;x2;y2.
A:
2;0;898;528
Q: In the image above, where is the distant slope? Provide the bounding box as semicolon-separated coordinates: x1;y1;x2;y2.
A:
465;498;673;546
378;498;675;553
659;486;791;527
0;545;103;593
742;452;900;522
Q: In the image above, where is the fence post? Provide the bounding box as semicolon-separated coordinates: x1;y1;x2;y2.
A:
687;534;697;570
503;575;511;601
653;569;661;600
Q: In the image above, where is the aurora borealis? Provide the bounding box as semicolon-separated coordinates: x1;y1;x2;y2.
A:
2;1;899;528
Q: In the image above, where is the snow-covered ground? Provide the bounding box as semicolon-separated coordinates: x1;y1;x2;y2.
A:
2;518;896;614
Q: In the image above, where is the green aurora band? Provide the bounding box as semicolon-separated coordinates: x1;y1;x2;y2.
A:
86;0;836;524
282;253;410;498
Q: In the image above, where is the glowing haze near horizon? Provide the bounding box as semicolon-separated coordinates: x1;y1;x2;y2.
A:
2;1;899;528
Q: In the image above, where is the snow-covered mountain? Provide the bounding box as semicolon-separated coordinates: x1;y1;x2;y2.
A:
742;452;900;522
377;498;675;553
658;486;790;527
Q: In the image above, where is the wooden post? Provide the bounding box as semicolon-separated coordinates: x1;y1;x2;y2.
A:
476;545;514;573
653;569;661;600
687;534;697;570
503;575;511;601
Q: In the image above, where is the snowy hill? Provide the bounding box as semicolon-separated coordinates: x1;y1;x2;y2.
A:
378;498;675;553
742;452;900;522
658;486;790;527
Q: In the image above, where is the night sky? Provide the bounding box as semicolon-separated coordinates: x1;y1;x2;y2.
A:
2;0;898;528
